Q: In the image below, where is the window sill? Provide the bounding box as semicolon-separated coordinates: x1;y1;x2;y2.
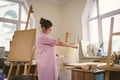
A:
82;56;107;59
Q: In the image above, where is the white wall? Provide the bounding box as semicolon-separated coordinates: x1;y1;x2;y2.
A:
61;0;86;43
26;0;62;38
26;0;86;42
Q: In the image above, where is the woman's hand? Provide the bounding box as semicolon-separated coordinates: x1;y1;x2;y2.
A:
71;45;78;49
56;53;60;57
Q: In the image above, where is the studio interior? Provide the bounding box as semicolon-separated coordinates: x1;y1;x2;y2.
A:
0;0;120;80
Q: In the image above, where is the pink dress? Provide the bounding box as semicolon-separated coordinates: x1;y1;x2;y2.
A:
35;31;58;80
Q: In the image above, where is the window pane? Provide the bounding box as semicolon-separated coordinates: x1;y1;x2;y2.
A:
20;23;30;30
89;1;97;18
99;0;120;15
89;19;99;43
0;22;16;51
102;15;120;52
0;0;19;20
113;15;120;33
112;36;120;53
21;5;27;21
102;17;110;52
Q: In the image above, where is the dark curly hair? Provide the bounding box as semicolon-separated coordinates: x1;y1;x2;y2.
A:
40;18;53;30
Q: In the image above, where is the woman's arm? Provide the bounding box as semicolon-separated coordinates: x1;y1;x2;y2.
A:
57;41;78;49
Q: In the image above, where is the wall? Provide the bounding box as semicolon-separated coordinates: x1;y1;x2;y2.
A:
61;0;86;43
26;0;62;38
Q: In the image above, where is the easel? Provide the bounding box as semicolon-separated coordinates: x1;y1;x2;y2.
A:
107;17;114;66
7;5;35;79
101;17;120;68
65;32;70;43
100;17;120;80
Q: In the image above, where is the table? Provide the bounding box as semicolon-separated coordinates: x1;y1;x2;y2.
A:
72;69;105;80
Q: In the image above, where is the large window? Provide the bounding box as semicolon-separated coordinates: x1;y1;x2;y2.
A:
0;0;35;51
82;0;120;56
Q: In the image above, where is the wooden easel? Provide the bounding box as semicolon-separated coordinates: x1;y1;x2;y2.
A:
7;5;35;79
101;17;116;67
65;32;70;43
107;17;114;66
100;17;120;80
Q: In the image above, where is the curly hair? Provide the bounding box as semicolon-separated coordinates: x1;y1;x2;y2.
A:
40;18;52;30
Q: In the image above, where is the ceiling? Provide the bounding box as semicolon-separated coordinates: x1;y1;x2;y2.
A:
47;0;68;4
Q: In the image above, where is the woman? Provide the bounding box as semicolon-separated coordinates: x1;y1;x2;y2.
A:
35;18;78;80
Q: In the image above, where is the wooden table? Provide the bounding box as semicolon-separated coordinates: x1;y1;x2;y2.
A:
100;65;120;80
72;69;105;80
65;62;120;80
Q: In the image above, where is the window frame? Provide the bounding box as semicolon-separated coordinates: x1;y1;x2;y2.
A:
82;0;120;57
88;0;120;43
0;0;35;30
0;0;35;51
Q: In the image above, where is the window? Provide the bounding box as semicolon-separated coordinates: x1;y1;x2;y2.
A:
82;0;120;56
0;0;35;51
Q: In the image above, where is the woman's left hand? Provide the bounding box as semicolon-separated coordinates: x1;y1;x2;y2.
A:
71;45;78;49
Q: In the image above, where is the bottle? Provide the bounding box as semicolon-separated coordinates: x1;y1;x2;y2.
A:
97;49;102;56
